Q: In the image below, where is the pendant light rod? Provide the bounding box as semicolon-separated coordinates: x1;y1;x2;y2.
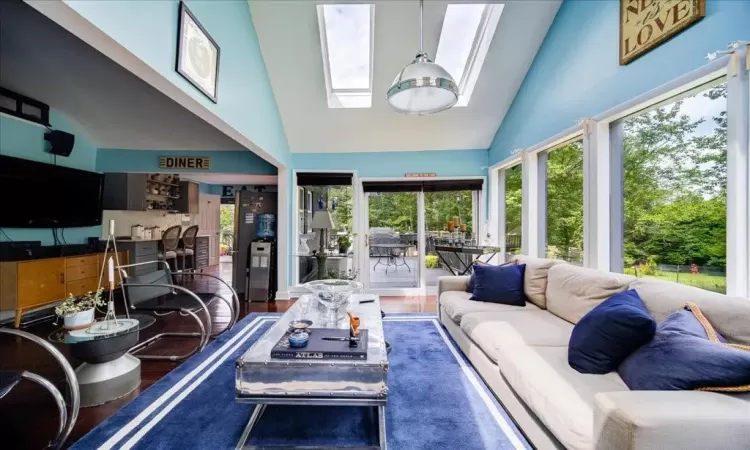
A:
419;0;424;54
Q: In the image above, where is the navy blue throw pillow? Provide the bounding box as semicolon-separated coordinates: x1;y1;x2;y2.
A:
466;271;475;293
469;263;526;306
465;262;488;293
568;290;656;374
618;303;750;391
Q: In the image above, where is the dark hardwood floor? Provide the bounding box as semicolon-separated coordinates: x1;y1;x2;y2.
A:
0;264;436;449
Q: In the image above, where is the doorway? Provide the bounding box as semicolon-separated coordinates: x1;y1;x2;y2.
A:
219;203;235;281
366;191;420;290
358;178;485;295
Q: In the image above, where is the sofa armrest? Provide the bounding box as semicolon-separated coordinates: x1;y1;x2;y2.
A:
437;276;469;301
593;391;750;450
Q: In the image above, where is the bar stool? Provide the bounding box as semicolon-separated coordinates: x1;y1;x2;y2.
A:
177;225;199;274
159;225;181;272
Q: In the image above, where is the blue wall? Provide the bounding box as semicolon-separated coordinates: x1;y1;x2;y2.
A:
0;112;101;244
64;0;291;167
489;0;750;164
293;150;489;178
96;149;277;174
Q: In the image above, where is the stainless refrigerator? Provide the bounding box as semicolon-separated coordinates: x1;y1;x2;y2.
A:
232;190;278;297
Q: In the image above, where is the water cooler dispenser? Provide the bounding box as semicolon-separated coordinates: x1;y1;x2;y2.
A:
232;191;277;301
247;213;277;302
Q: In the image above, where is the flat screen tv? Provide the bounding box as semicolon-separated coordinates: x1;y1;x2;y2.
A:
0;154;104;228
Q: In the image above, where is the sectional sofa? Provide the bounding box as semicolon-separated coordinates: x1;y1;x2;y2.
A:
437;255;750;450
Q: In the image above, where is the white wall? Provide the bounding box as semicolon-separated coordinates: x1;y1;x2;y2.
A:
102;210;195;238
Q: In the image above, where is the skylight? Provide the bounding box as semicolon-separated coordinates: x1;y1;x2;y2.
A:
317;4;374;108
435;3;504;107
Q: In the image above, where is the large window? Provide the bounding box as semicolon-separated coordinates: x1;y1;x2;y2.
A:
545;140;584;264
296;173;354;285
620;82;727;293
504;164;522;260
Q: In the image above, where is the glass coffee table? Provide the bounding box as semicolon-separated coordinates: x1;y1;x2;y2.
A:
235;294;389;449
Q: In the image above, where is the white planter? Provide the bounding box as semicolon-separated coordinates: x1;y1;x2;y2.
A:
63;308;95;330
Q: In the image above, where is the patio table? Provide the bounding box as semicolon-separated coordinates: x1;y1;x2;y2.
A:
434;245;501;276
371;243;415;274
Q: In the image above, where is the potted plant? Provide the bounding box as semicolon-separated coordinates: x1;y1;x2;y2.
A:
55;288;105;330
337;234;352;255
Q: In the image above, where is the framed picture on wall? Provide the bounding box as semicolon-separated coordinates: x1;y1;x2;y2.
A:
176;1;220;102
619;0;705;65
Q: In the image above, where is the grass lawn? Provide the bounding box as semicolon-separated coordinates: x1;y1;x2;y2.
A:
639;270;727;294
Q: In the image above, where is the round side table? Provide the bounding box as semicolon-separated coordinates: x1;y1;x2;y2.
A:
49;314;155;407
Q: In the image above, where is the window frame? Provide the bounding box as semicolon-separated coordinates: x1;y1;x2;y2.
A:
488;46;748;297
435;3;504;107
316;4;375;109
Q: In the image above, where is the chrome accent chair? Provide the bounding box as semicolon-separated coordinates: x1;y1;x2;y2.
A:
0;328;80;449
118;261;237;361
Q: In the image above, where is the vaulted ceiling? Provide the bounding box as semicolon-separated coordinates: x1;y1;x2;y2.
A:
250;0;560;154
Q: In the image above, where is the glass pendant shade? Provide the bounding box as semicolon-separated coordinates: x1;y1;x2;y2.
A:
387;54;458;115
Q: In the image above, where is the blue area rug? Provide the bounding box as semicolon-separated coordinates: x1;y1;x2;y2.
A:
72;313;530;449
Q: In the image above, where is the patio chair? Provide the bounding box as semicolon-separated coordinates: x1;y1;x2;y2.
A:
0;328;79;449
118;261;237;361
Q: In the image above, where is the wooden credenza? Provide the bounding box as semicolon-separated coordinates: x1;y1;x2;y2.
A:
0;251;128;328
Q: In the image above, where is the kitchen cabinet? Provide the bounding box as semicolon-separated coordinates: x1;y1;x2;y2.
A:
102;173;149;211
116;240;159;276
174;181;199;214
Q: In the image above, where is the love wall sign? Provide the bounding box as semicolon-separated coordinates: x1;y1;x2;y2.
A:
620;0;705;65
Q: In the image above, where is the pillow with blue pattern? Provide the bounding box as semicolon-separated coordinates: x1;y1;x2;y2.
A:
618;302;750;392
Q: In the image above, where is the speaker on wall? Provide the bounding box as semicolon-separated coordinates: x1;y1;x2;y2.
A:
45;130;75;157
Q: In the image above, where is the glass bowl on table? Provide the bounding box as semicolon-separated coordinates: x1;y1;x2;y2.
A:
304;279;363;323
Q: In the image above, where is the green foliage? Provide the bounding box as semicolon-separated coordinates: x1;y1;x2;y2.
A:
337;234;351;250
220;205;234;232
368;192;418;233
425;254;439;269
622;84;727;270
546;142;584;262
55;288;105;317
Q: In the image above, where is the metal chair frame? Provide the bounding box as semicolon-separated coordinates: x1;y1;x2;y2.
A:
171;269;240;336
0;328;80;449
118;261;212;361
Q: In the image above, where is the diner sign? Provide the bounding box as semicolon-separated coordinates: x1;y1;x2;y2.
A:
620;0;705;65
159;156;211;170
405;173;437;178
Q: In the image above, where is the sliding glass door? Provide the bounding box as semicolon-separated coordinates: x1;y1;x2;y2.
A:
360;178;484;294
366;190;420;289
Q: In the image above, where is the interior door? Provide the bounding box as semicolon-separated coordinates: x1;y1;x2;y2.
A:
199;193;221;267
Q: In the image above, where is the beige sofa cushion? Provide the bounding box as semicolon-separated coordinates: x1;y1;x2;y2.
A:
630;278;750;345
511;254;567;309
495;346;629;450
594;391;750;450
546;264;635;324
439;291;539;324
461;311;573;362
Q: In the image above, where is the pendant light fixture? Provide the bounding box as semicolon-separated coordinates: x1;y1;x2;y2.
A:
386;0;458;115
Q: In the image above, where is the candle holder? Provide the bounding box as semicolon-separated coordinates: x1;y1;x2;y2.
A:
95;220;129;321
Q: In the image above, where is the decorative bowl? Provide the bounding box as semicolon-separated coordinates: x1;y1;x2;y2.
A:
304;279;362;320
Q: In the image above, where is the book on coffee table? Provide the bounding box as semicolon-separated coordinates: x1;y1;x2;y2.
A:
271;328;369;360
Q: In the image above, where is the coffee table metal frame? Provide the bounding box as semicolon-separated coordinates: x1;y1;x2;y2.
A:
235;295;388;449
